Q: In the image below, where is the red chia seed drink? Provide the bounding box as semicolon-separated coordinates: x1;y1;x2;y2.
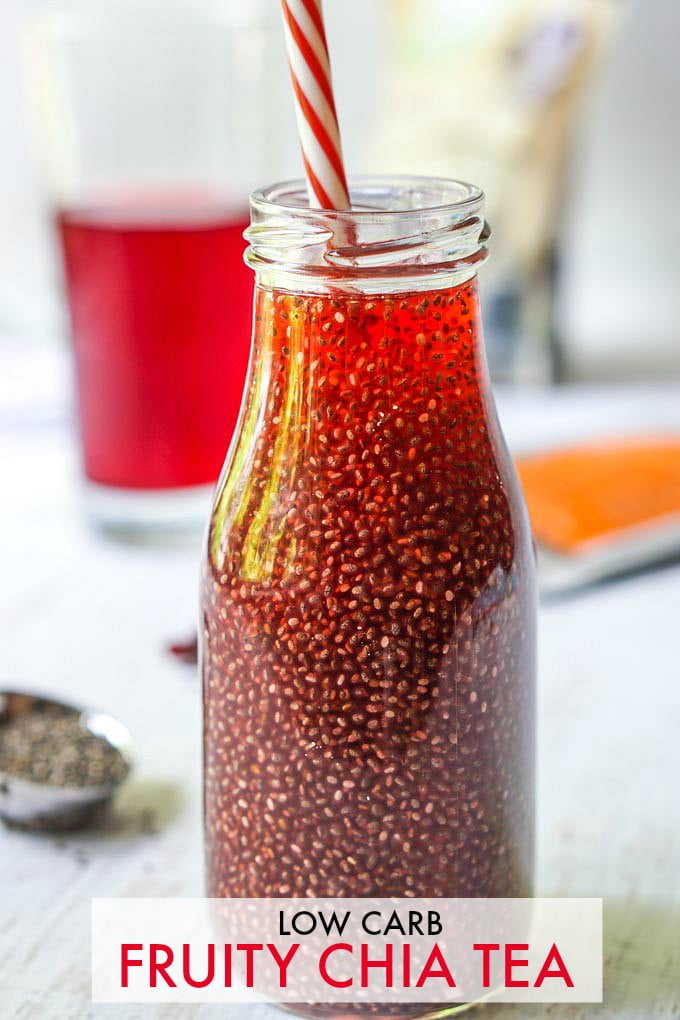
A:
202;178;536;1016
57;199;252;490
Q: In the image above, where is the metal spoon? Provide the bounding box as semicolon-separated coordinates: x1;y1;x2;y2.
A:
0;691;133;831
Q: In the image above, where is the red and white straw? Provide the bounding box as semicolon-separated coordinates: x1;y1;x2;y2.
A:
280;0;351;210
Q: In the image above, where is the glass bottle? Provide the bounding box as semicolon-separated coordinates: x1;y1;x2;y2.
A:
202;178;536;909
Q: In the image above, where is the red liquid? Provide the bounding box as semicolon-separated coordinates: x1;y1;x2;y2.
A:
57;203;253;489
203;283;535;904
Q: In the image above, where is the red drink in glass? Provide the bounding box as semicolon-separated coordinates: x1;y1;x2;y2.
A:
201;176;537;1018
27;6;288;528
57;201;252;492
204;281;536;905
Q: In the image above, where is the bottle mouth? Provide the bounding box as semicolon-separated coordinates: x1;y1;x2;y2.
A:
251;175;484;219
245;175;489;292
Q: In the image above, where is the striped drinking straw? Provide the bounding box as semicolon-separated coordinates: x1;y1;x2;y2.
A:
280;0;351;210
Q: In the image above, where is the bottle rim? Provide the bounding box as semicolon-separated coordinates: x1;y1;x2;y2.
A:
245;175;489;294
250;175;484;220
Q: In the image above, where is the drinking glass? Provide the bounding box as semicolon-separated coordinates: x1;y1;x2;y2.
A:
24;2;294;532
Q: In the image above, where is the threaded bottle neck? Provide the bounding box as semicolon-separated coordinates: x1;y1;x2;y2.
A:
244;176;490;295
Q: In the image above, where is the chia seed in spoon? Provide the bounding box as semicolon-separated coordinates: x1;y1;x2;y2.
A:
0;714;129;789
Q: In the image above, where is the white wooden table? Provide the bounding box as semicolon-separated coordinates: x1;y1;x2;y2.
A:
1;372;679;1019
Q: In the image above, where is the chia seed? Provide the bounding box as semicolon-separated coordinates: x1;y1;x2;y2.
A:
0;713;129;789
202;279;536;1016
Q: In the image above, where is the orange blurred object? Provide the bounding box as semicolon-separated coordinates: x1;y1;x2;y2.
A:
516;436;680;554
